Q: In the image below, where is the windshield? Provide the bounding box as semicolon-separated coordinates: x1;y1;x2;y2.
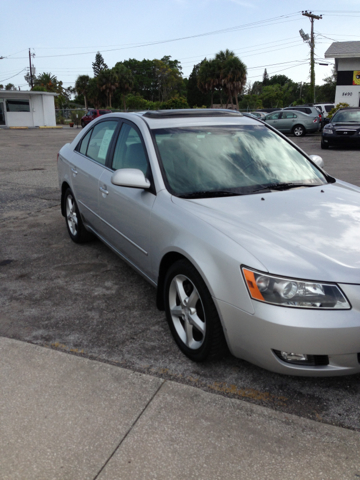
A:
332;110;360;123
153;125;327;197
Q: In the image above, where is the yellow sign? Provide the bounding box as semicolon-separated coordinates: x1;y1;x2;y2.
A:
353;71;360;85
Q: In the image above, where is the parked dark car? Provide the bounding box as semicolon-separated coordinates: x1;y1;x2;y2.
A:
321;107;360;149
81;109;112;128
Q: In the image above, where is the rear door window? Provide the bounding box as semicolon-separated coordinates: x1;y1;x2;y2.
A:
79;129;92;155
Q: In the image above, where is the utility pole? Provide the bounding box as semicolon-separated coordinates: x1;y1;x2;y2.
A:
302;11;322;104
28;48;35;88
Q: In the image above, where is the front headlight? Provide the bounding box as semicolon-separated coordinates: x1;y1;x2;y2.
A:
242;268;350;309
323;126;333;134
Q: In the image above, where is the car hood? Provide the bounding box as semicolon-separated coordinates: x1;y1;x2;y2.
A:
172;182;360;283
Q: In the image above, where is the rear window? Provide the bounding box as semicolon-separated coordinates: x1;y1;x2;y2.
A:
99;110;110;115
325;105;334;113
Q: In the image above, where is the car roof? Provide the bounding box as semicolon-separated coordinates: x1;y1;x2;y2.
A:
128;109;261;129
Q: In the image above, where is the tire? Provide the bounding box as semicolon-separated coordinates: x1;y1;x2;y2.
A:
293;124;306;137
64;188;93;243
164;259;228;362
321;139;329;149
81;120;85;128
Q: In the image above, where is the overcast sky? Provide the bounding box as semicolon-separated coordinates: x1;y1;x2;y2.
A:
1;0;360;91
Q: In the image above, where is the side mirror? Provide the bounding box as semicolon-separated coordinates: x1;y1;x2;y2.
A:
309;154;324;169
111;168;151;189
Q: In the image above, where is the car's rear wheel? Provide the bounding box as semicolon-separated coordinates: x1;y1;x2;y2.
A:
321;139;329;149
164;259;227;362
64;188;93;243
293;124;306;137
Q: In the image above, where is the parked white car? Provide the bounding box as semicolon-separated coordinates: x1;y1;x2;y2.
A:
57;109;360;376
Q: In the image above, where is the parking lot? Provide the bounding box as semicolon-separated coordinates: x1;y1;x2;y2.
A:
1;127;360;432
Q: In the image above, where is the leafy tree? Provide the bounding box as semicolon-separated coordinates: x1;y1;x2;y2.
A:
75;75;91;109
113;64;134;110
267;75;292;87
92;52;108;77
97;69;119;108
238;94;263;110
122;59;156;100
5;83;17;90
154;59;183;102
250;81;263;96
261;84;284;108
315;66;337;103
187;63;211;107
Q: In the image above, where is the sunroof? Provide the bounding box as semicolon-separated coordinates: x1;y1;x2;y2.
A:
143;109;243;119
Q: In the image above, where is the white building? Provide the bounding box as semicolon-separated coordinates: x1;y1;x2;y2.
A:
0;90;57;127
324;41;360;107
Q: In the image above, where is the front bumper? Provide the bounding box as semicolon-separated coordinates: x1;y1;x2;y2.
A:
216;283;360;376
322;132;360;146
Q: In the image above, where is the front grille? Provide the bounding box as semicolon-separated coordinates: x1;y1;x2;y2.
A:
335;130;357;136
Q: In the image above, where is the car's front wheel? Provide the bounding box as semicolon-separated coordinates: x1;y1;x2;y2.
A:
81;120;85;128
164;259;227;362
64;188;93;243
292;124;306;137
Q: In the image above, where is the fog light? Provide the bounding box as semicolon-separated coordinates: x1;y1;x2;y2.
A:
280;351;308;362
273;350;329;366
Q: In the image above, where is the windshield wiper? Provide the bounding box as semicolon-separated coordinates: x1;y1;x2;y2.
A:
178;190;244;199
250;182;321;193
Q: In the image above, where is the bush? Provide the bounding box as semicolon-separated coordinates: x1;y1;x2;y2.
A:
327;102;350;120
70;110;85;126
57;115;65;125
126;94;149;110
160;95;189;110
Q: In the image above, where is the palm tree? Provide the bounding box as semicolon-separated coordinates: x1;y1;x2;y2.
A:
215;50;247;110
75;75;90;110
97;69;119;108
113;64;134;110
197;59;218;108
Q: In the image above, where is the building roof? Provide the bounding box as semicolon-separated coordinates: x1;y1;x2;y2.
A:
325;41;360;59
0;90;58;97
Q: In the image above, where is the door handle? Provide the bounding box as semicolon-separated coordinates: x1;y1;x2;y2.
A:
71;167;78;176
99;185;109;196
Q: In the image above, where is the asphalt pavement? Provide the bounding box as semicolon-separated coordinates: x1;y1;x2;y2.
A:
1;128;360;478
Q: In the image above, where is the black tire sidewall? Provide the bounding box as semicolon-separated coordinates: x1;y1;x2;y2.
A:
164;259;222;362
64;188;85;243
293;125;305;137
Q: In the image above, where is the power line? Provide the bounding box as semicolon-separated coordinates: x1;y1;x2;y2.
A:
4;12;302;60
0;68;27;83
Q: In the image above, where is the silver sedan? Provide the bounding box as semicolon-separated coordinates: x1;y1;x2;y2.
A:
57;109;360;376
265;109;320;136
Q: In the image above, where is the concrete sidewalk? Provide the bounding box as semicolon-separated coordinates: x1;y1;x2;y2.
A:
1;337;359;480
